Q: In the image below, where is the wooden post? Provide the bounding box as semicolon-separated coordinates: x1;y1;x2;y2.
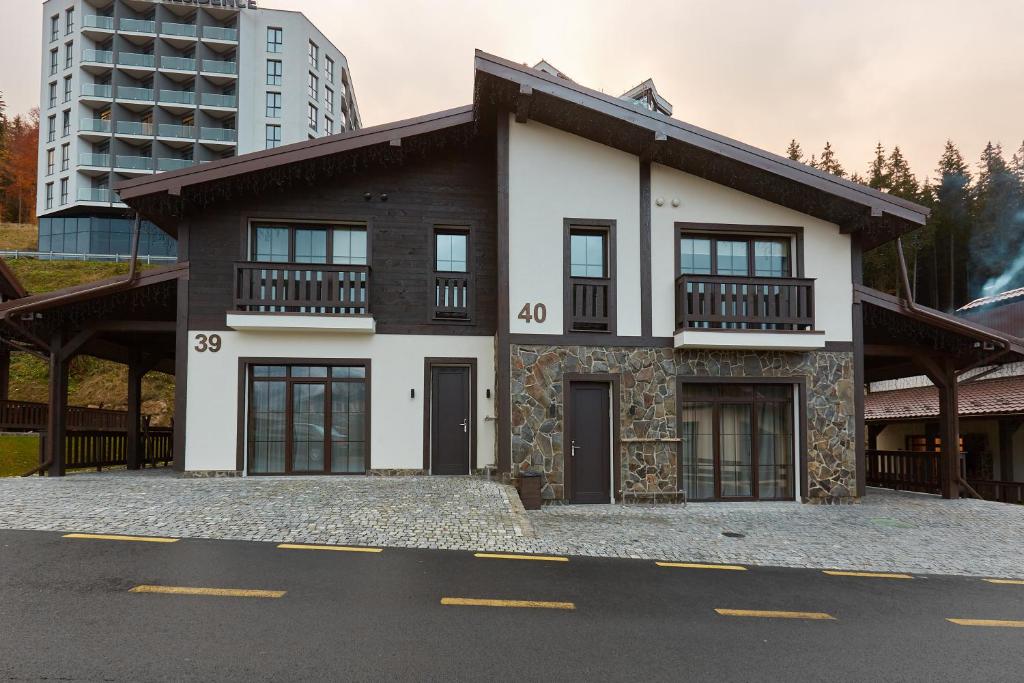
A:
46;331;69;477
867;423;885;451
998;419;1019;481
126;354;144;470
0;349;10;402
935;363;960;499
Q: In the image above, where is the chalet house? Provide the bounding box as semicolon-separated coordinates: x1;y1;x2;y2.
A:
5;52;1022;504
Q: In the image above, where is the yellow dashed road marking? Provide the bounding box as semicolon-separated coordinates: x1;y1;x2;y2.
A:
657;562;747;571
64;533;178;543
983;579;1024;586
716;609;835;620
823;570;913;579
474;553;568;562
947;618;1024;628
278;543;382;553
441;597;575;610
130;585;285;598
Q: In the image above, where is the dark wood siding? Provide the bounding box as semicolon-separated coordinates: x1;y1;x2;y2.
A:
182;139;497;335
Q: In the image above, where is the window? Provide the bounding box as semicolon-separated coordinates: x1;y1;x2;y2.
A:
678;232;792;278
308;40;318;69
433;229;471;320
65;41;73;69
325;56;335;82
47;115;56;142
678;382;795;501
63;76;72;103
50;15;59;42
435;231;468;272
62;110;71;137
46;149;55;175
247;363;369;475
565;221;615;333
325;86;334;112
253;223;367;265
267;27;283;52
265;91;281;118
570;232;606;277
307;103;317;131
66;8;74;35
266;59;282;86
61;143;70;171
50;49;58;75
48;82;57;109
59;178;68;205
45;183;54;209
307;72;318;100
265;124;281;149
324;117;333;136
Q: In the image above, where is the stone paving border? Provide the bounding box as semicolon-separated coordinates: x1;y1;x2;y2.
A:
1;472;1022;578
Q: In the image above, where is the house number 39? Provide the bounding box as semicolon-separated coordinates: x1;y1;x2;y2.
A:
194;334;222;353
517;303;547;324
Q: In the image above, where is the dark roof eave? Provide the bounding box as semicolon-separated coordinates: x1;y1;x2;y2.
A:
473;50;930;227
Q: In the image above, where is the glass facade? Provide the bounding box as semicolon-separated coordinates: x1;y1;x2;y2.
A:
37;217;177;259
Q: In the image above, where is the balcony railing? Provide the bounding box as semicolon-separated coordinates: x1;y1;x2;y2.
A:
159;89;195;105
116;121;154;136
433;273;472;320
200;127;236;142
80;118;112;133
675;275;815;331
203;26;238;41
114;155;153;171
83;15;115;30
157;158;196;171
234;263;370;315
161;55;196;71
81;48;114;64
117;86;154;102
568;277;611;332
201;59;237;75
118;52;156;68
79;153;111;167
200;93;237;108
161;22;198;38
78;187;113;202
120;18;156;33
82;83;113;98
157;124;195;139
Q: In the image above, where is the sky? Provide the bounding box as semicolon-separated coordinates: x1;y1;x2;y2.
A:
3;0;1023;180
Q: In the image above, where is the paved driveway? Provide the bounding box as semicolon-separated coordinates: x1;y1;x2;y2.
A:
1;470;1022;578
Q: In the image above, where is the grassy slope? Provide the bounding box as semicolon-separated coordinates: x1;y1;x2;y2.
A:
0;435;39;477
0;223;38;251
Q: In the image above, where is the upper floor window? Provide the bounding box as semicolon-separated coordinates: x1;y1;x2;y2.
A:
50;15;59;42
45;183;54;209
46;149;55;175
565;221;615;333
436;231;468;272
50;49;59;75
63;76;72;103
308;72;318;100
48;82;57;108
59;178;69;205
308;41;318;69
266;91;281;118
47;115;56;142
678;233;791;278
308;103;318;131
252;224;367;265
266;59;282;86
324;117;334;136
325;56;335;82
61;143;70;171
265;124;281;149
267;27;283;53
65;41;73;69
62;109;71;137
325;86;334;112
66;8;74;34
433;228;471;320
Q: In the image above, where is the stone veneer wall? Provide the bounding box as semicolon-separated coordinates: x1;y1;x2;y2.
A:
510;345;857;504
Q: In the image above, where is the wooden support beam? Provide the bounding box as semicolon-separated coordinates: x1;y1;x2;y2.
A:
126;353;145;470
46;330;69;478
929;358;961;500
640;131;668;163
514;84;533;123
998;419;1020;481
867;423;885;451
0;349;9;402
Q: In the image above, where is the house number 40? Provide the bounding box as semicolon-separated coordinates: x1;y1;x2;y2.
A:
517;303;547;324
194;334;222;353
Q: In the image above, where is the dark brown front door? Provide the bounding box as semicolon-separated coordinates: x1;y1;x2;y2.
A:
568;381;611;504
430;366;471;475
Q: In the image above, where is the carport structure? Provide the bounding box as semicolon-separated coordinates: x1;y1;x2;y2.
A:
0;261;186;476
856;285;1024;499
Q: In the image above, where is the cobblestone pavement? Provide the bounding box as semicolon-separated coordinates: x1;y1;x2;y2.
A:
1;471;1021;578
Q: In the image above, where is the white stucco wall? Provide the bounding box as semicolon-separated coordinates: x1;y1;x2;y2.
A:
185;331;496;473
650;164;853;340
507;117;641;336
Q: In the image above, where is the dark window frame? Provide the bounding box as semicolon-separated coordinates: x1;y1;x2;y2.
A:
264;123;281;149
242;359;372;476
266;27;283;53
249;220;371;266
266;58;282;85
431;225;473;323
675;223;805;278
563;218;617;335
677;376;806;502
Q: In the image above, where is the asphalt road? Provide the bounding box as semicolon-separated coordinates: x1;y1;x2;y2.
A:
1;529;1021;682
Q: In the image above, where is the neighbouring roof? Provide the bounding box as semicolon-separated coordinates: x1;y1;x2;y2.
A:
959;286;1024;311
620;78;673;116
0;260;28;300
532;60;573;80
866;375;1024;421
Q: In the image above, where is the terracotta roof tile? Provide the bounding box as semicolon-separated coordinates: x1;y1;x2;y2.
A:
959;286;1024;311
865;375;1024;421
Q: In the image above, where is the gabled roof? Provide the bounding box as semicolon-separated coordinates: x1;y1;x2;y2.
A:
959;286;1024;311
621;78;673;116
866;375;1024;422
533;60;573;81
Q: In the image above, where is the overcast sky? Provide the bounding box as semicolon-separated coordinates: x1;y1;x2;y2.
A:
4;0;1023;179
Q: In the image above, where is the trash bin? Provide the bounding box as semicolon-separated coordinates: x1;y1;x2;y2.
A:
518;470;543;510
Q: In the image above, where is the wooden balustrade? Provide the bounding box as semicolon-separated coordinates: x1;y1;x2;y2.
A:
0;399;127;432
433;272;472;319
569;277;611;332
865;449;941;494
966;480;1024;505
234;262;370;315
33;428;174;474
675;275;815;330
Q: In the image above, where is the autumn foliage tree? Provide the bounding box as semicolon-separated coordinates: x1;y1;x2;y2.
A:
0;98;39;225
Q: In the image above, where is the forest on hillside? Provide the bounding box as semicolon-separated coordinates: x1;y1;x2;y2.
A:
0;94;38;226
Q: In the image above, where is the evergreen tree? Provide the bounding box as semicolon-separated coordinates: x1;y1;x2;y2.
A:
930;141;973;311
973;142;1024;295
849;172;866;185
1011;140;1024;184
817;141;846;177
785;139;804;163
887;146;919;200
807;154;818;169
867;142;890;191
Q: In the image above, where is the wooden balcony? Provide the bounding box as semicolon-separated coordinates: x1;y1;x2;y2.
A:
568;277;611;332
433;272;472;320
234;262;370;316
675;275;815;331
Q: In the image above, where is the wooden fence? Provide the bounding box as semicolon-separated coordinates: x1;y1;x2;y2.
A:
36;429;174;473
866;449;1023;504
0;399;128;432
